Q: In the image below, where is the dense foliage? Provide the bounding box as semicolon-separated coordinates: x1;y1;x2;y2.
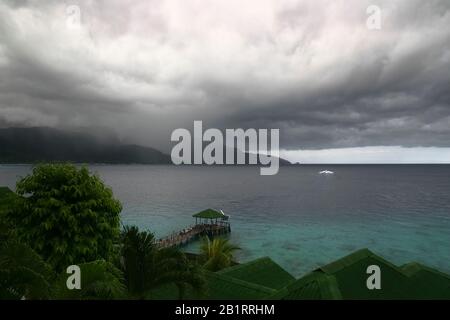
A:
52;260;126;299
120;226;205;299
0;240;53;299
6;164;122;272
200;237;240;272
0;164;237;300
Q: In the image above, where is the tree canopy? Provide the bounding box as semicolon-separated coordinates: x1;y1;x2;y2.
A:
7;164;122;272
52;260;126;300
120;226;205;299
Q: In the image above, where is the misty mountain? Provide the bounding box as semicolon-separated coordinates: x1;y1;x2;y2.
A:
0;127;292;165
221;146;292;166
171;144;292;166
0;127;172;164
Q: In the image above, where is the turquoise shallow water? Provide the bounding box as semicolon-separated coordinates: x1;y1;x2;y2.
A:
1;164;449;277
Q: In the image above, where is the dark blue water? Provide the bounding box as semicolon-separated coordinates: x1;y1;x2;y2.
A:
1;164;449;276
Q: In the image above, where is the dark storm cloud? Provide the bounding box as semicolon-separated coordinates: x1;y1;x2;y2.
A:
0;0;449;152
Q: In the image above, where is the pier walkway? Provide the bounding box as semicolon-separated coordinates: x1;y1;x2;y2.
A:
157;208;231;248
157;222;231;248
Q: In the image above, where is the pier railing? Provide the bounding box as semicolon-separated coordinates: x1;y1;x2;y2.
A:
156;222;231;249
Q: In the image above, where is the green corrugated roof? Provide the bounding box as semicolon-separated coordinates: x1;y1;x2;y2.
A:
272;249;450;300
192;208;226;219
204;272;277;299
217;257;295;290
318;248;373;274
400;262;450;299
148;272;276;300
270;272;342;300
316;249;416;299
148;249;450;300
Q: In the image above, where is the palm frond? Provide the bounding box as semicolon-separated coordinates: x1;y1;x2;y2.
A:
52;260;126;300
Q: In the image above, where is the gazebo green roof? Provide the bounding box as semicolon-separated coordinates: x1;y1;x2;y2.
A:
192;208;226;219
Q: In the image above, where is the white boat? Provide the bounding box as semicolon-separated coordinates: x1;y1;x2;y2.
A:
319;170;334;175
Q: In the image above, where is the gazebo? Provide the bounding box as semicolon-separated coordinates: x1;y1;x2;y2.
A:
193;208;229;226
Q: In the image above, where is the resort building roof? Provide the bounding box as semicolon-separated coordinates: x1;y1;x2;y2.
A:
272;248;450;300
148;272;277;300
270;272;342;300
203;272;277;299
315;248;414;299
217;257;295;290
146;248;450;300
400;262;450;299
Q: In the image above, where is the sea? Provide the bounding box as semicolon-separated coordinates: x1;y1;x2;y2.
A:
1;164;449;277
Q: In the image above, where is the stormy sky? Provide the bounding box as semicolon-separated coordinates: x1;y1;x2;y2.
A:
0;0;449;163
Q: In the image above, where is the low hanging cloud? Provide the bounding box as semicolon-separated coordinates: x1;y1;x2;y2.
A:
0;0;449;153
281;146;450;164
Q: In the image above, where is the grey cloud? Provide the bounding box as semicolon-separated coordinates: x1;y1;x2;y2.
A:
0;0;449;152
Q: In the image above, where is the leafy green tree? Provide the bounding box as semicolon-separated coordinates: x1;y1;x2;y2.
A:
0;187;19;241
52;260;126;299
7;164;122;272
200;237;240;272
0;187;16;214
1;187;53;300
0;240;53;300
120;226;205;299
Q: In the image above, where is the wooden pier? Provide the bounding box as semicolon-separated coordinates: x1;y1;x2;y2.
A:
157;222;231;248
157;208;231;249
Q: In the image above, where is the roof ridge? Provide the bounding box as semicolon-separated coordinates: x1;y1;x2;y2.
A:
317;274;343;299
206;272;277;294
269;271;343;300
318;248;373;274
401;262;450;279
216;256;273;274
275;271;323;292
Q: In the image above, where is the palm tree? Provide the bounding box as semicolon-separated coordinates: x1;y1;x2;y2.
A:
52;260;126;299
1;191;52;300
200;236;240;272
120;226;205;299
0;240;53;299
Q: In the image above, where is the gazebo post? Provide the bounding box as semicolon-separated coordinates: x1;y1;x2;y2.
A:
192;209;231;236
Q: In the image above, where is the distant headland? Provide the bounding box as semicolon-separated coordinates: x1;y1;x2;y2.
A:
0;127;293;165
